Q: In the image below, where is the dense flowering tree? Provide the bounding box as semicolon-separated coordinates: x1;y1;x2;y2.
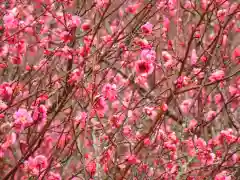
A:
0;0;239;179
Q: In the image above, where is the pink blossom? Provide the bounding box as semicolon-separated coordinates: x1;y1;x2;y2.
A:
34;94;48;106
101;35;113;46
191;49;197;65
222;34;228;47
180;99;192;114
185;119;198;132
201;55;207;62
229;86;239;96
32;104;47;124
193;68;204;79
34;155;48;170
206;110;217;121
163;17;170;32
141;22;153;34
109;114;124;128
143;107;158;120
0;1;238;178
157;129;167;142
164;59;175;68
102;83;117;101
231;153;239;164
219;129;237;144
57;135;71;149
47;172;62;180
208;138;220;149
13;108;33;132
2;132;16;148
165;162;178;174
3;13;18;29
195;137;207;150
86;161;96;175
60;31;73;43
214;94;222;104
217;9;227;22
209;70;225;82
68;68;82;85
11;56;22;65
126;154;140;164
93;96;108;117
168;132;178;144
162;51;175;68
135;60;154;76
75;111;87;129
15;40;26;54
201;0;207;10
134;38;149;48
144;138;151;146
184;1;195;9
162;103;168;112
138;163;148;173
162;51;172;61
71;15;81;27
23;157;36;174
164;141;177;152
215;171;231;180
0;45;9;57
143;106;155;116
95;0;109;8
81;20;91;31
198;151;216;165
23;155;48;175
232;46;240;63
123;125;132;136
135;75;148;88
141;49;156;62
0;83;13;100
126;3;140;14
175;76;190;88
229;2;238;14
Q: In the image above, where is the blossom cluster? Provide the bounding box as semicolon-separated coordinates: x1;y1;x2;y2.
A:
0;0;239;179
